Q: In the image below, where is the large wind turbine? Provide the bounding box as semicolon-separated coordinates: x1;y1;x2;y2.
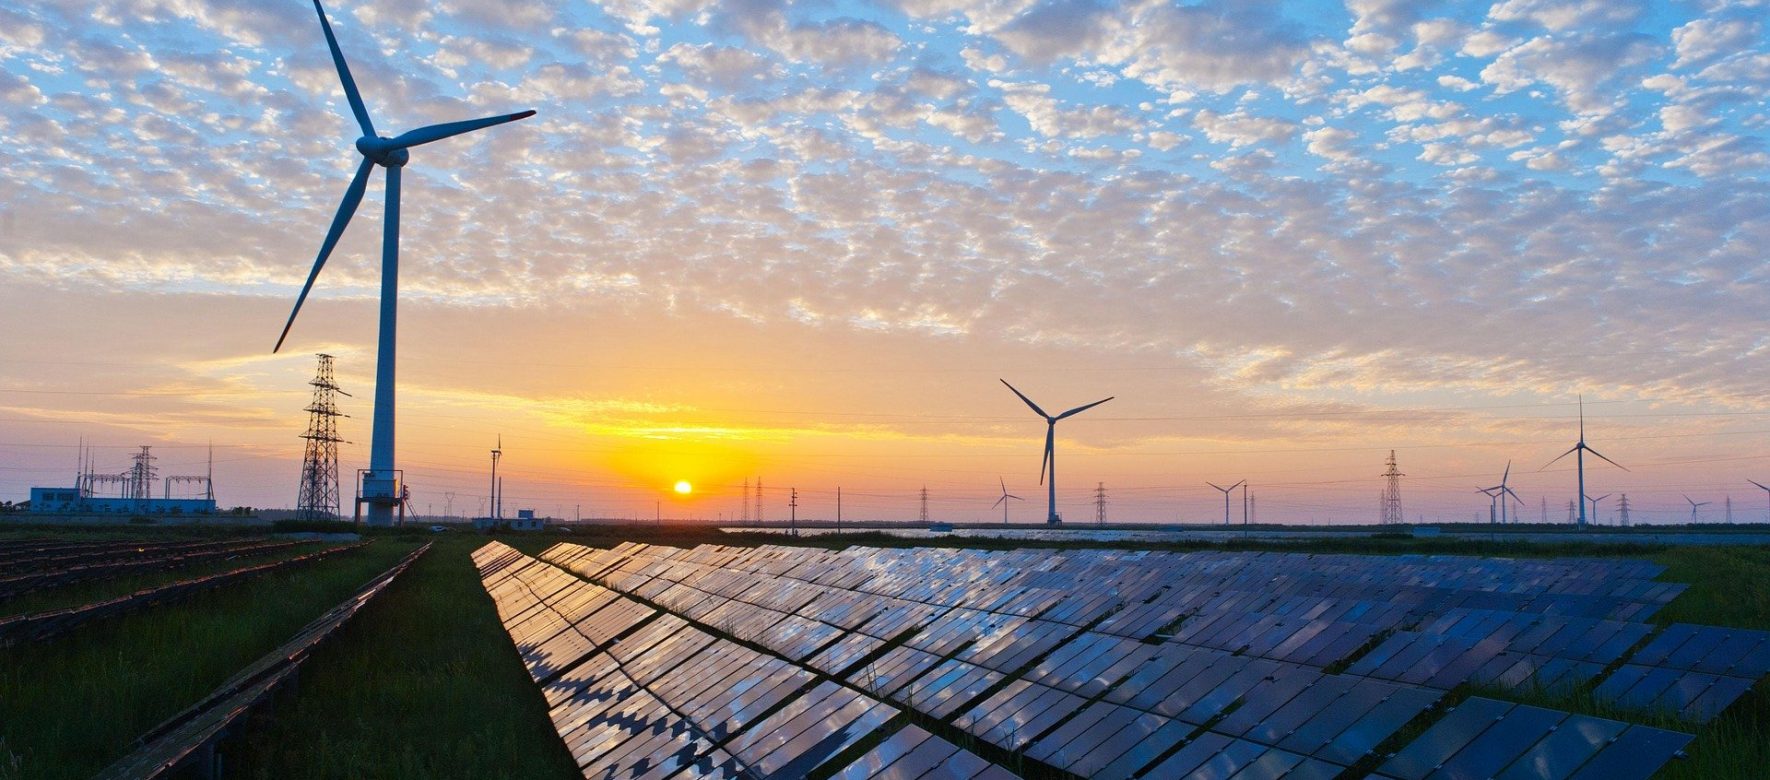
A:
1209;480;1246;526
1541;396;1627;530
1684;495;1711;524
274;0;536;526
993;477;1023;525
1000;380;1113;525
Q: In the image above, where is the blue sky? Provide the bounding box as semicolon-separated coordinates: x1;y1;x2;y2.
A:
0;0;1766;522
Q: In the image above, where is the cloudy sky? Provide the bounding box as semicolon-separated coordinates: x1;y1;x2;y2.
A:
1;0;1766;524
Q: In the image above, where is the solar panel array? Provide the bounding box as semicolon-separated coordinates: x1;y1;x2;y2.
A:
472;543;1014;779
477;540;1748;779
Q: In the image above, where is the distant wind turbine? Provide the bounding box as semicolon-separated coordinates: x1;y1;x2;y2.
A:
1684;495;1711;524
273;0;536;526
993;477;1023;525
1541;396;1627;530
1000;380;1113;525
1750;480;1770;523
1478;461;1523;524
1478;486;1500;524
1585;493;1612;525
1208;480;1245;526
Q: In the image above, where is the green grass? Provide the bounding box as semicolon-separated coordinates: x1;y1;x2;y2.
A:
0;541;330;618
230;535;579;779
0;541;415;780
1651;546;1770;630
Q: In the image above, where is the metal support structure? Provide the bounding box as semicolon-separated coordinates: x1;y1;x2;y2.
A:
919;486;929;524
789;488;798;537
1380;451;1404;526
1094;482;1106;526
297;354;348;520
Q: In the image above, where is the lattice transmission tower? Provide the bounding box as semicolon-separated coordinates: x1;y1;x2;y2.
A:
1380;450;1404;525
1094;482;1107;526
919;486;930;523
296;354;349;520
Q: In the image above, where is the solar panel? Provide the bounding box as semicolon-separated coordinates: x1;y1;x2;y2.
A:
1493;714;1626;780
826;724;934;779
1431;704;1565;779
1565;724;1693;780
1378;696;1514;780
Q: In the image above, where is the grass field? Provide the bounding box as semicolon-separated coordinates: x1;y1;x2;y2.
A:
0;540;332;617
0;539;416;780
2;525;1766;778
231;534;578;779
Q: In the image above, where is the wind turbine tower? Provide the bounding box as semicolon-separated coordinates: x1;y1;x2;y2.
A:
1000;380;1113;525
1208;481;1244;526
1542;396;1627;530
1685;495;1710;524
1585;493;1611;525
273;0;536;526
1478;462;1521;524
993;478;1023;525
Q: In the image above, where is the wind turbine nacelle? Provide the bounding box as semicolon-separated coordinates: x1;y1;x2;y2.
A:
355;137;409;167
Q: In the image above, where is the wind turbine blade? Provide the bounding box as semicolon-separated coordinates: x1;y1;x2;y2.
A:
312;0;375;137
1000;379;1049;418
1584;444;1629;472
999;476;1006;493
1056;396;1115;420
275;156;374;353
1540;445;1578;470
390;110;537;150
1684;495;1695;506
993;495;1007;509
1751;479;1770;491
1502;460;1511;484
1504;486;1523;503
1006;494;1022;501
1039;427;1053;485
1207;482;1225;492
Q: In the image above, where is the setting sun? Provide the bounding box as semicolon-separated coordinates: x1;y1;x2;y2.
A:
673;480;693;495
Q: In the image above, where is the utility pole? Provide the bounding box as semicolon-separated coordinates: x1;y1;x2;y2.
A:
836;486;842;533
1094;482;1106;526
655;500;660;525
1541;497;1548;524
1250;492;1256;525
756;479;763;526
1726;495;1733;524
790;488;798;537
741;478;750;525
919;486;929;524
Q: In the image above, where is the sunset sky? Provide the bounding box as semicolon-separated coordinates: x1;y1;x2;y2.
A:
1;0;1766;524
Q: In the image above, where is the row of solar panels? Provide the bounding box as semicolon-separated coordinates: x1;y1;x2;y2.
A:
568;541;1764;725
524;541;1702;779
473;543;1014;779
